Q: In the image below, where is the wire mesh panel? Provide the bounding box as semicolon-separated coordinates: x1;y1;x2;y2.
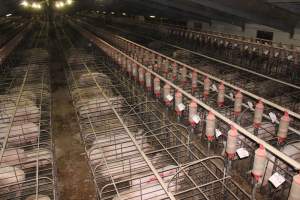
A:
0;20;56;200
68;22;300;200
103;19;300;86
75;19;300;142
60;23;252;199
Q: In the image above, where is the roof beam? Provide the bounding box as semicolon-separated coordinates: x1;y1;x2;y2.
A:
188;0;298;33
144;0;245;27
106;0;213;24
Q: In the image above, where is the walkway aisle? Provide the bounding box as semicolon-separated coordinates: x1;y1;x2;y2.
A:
48;25;96;200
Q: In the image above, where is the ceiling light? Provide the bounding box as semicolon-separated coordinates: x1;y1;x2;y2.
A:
111;12;115;15
21;0;29;7
6;14;12;17
55;1;65;8
122;12;126;16
66;0;73;5
149;15;156;18
32;2;42;9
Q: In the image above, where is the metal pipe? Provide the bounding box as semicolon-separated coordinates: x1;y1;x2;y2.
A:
72;24;300;170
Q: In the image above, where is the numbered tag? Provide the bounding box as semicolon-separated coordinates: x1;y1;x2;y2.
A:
269;172;285;188
236;148;249;159
166;95;173;102
229;92;234;99
269;112;277;123
244;45;249;50
247;101;254;110
192;115;201;124
215;129;223;138
275;52;279;57
212;84;218;92
264;50;269;55
177;103;185;111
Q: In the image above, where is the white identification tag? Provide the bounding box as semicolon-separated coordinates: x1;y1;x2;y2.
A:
269;172;285;188
192;115;201;124
212;84;218;92
166;95;173;102
215;129;222;138
236;148;249;159
229;92;234;99
247;101;254;110
269;112;277;123
177;103;185;111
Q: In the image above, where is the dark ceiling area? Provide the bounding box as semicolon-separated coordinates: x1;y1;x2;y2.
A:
1;0;300;34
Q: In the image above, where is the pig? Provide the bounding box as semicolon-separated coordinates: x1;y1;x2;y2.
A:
71;86;116;102
0;165;25;197
71;87;101;102
112;165;180;200
77;72;112;87
0;122;39;146
12;91;37;105
88;129;152;167
76;96;124;119
0;148;26;166
0;102;40;125
91;154;160;183
0;94;36;107
130;165;181;187
22;148;52;169
25;194;51;200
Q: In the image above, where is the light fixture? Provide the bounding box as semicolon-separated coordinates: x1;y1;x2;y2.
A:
32;2;42;9
103;11;106;14
20;0;29;7
122;12;126;16
149;15;156;18
6;14;12;17
55;1;65;8
55;0;74;9
111;11;115;15
66;0;73;5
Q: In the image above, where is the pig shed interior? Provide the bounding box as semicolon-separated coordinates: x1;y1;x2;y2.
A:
0;0;300;199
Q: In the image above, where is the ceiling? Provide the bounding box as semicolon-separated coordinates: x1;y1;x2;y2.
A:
94;0;300;34
1;0;300;34
267;0;300;15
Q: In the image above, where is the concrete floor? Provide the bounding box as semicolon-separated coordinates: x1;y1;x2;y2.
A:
49;34;96;200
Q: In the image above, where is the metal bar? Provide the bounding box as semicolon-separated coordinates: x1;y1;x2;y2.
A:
72;23;300;171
